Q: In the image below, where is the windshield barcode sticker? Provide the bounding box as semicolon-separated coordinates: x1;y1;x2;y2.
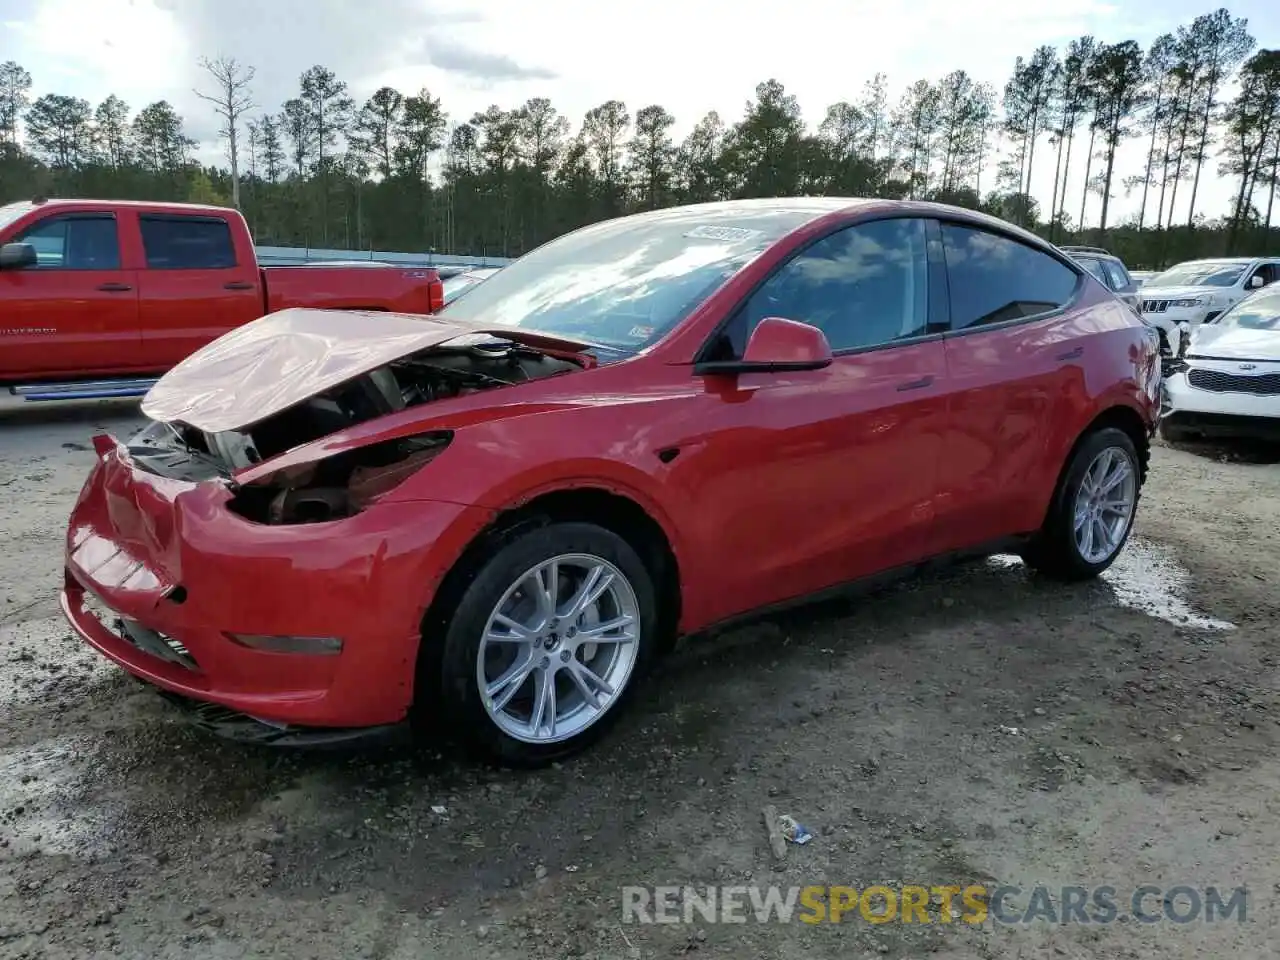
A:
685;225;764;242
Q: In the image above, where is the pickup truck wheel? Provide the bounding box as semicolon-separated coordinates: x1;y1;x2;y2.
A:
1020;427;1140;581
432;522;656;767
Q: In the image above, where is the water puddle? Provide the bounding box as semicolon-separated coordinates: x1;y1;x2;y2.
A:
0;616;113;706
989;537;1236;631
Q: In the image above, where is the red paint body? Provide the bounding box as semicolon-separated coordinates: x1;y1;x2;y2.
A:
0;199;443;384
60;199;1161;731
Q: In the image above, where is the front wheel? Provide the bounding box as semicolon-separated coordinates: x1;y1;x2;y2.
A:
1020;427;1141;581
432;521;657;766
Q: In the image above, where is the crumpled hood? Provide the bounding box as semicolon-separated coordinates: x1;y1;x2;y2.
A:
1188;324;1280;361
1140;285;1220;303
141;307;590;434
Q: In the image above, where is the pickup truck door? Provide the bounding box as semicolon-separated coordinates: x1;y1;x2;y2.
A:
0;211;141;379
134;213;263;368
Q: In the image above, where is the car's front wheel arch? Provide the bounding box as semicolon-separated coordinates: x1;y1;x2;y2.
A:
410;488;682;755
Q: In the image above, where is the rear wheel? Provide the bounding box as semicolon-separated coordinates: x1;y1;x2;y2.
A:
1020;427;1140;581
431;521;656;766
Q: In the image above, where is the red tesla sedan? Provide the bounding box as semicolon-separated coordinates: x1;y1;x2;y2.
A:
61;198;1161;765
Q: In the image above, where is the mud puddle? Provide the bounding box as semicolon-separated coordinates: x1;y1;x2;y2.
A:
989;537;1236;630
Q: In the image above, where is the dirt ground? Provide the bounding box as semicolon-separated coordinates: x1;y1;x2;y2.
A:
2;394;1279;960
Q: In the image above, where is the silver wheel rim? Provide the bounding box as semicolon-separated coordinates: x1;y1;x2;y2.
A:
1073;446;1137;564
476;553;640;744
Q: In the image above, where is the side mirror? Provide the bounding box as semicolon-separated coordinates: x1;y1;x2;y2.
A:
1248;274;1264;288
0;242;36;269
695;316;833;375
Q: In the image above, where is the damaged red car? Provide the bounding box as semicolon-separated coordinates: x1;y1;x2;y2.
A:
61;198;1161;765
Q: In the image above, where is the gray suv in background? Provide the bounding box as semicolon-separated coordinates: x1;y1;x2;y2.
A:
1060;245;1140;311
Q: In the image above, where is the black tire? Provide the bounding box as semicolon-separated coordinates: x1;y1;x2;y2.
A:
1020;427;1141;581
427;521;658;767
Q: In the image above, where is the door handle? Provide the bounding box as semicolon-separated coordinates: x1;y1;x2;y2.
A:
96;282;132;292
224;281;254;290
896;375;934;392
1056;346;1084;361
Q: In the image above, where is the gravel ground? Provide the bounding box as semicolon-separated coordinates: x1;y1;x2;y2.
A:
2;394;1279;960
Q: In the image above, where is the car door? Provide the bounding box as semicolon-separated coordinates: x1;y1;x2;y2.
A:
135;213;262;367
0;212;140;379
933;220;1087;551
678;216;950;624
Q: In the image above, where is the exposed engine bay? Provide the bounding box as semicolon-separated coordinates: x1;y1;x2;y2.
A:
126;339;583;524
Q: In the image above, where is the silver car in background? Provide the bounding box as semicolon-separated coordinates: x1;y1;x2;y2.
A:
1060;245;1141;311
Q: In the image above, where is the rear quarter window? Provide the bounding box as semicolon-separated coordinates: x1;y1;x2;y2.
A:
941;224;1079;329
140;215;237;269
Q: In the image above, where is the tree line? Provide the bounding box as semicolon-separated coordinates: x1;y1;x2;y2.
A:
0;6;1277;269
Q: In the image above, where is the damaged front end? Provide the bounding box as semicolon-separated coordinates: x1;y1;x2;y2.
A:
127;334;587;525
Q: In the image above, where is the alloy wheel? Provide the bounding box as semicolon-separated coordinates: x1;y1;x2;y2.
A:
476;553;640;744
1072;446;1137;564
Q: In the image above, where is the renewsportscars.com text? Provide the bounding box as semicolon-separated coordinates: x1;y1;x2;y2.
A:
621;884;1248;925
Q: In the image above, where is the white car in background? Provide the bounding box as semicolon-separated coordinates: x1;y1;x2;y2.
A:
1160;285;1280;444
1140;256;1280;358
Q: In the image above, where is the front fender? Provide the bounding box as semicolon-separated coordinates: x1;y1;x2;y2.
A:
387;447;691;576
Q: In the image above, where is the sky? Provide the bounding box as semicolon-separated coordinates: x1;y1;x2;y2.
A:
2;0;1278;236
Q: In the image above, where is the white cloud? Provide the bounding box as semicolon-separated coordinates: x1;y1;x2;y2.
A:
4;0;1277;233
5;0;189;108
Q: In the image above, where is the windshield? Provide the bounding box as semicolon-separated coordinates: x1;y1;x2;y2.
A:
437;202;835;357
1214;290;1280;331
1149;262;1246;288
0;202;34;234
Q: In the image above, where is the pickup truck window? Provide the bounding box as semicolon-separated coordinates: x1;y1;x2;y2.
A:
15;215;121;270
139;215;236;269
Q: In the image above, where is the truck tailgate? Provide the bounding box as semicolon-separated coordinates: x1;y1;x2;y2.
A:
262;265;442;315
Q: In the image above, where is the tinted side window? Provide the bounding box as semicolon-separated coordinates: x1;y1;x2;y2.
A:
1247;263;1279;287
16;216;120;270
140;216;236;269
728;218;930;355
1078;257;1107;284
1102;260;1130;290
942;224;1078;329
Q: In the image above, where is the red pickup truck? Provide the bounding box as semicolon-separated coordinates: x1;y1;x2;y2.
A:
0;198;444;399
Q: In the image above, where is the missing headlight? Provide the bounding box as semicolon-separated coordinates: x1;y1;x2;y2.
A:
228;431;452;525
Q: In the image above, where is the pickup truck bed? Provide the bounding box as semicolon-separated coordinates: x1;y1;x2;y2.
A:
0;198;444;392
